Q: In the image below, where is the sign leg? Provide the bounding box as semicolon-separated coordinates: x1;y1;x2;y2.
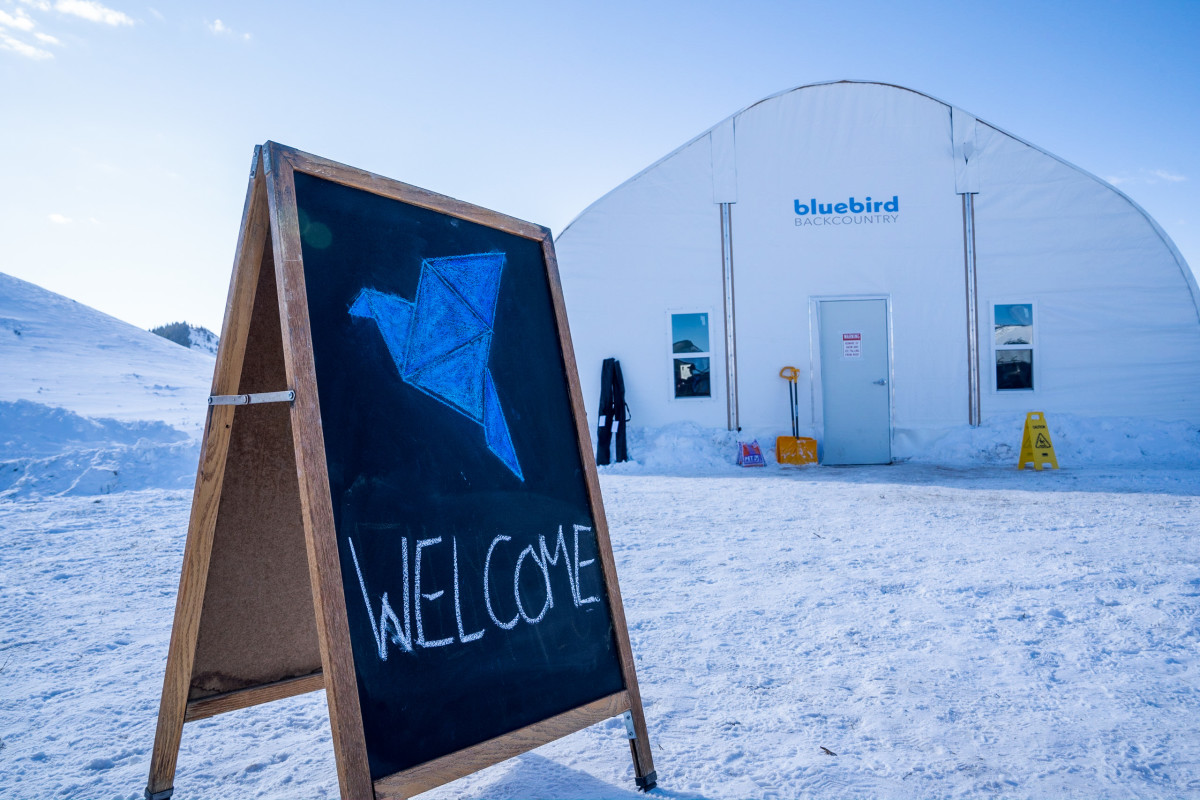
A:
146;405;240;798
623;708;657;791
145;148;267;800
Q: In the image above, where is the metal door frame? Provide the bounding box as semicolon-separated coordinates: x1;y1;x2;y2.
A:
807;294;895;461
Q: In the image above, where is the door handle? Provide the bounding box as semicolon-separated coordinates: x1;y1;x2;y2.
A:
873;378;887;386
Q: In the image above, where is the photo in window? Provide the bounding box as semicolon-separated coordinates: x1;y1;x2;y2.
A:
674;357;710;398
993;303;1034;391
996;349;1033;391
994;304;1033;345
672;313;710;354
670;313;711;398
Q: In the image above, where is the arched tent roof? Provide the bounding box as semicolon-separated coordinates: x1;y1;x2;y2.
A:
559;79;1199;320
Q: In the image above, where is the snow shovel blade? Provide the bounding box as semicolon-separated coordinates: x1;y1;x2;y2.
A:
776;435;817;465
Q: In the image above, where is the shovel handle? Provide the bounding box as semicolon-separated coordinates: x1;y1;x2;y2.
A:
779;366;800;382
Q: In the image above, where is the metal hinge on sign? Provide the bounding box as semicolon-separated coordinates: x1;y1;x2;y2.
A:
623;711;637;740
208;390;295;406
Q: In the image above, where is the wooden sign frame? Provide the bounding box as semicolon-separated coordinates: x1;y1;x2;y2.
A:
146;142;656;799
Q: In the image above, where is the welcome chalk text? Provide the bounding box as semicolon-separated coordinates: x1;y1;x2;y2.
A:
349;524;602;660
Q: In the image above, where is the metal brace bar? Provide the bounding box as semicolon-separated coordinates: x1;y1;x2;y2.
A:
963;192;981;427
720;202;740;432
207;390;295;406
623;710;637;740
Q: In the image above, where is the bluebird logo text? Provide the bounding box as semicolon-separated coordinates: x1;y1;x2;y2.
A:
792;195;900;228
794;196;899;215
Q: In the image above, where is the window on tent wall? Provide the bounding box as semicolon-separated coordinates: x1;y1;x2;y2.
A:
670;312;711;398
994;302;1034;391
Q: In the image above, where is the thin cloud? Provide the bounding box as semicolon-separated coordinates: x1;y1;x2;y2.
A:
207;18;251;41
0;30;52;58
48;213;72;224
147;7;163;22
0;8;37;31
2;0;136;61
1105;169;1188;187
0;7;54;59
54;0;134;26
1151;169;1186;183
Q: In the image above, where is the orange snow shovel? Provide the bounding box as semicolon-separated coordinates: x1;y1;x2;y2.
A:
777;366;817;465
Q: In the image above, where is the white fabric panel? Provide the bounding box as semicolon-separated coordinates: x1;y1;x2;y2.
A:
729;83;967;448
973;122;1200;420
556;136;727;430
710;118;738;204
952;107;980;194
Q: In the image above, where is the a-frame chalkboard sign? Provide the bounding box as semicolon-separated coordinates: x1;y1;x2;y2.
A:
146;143;657;800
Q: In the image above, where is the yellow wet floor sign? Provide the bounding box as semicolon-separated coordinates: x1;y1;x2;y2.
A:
1018;411;1059;470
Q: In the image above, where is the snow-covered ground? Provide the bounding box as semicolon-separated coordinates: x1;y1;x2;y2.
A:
2;273;1199;798
4;465;1199;799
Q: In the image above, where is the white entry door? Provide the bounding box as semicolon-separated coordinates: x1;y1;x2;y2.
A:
819;299;891;465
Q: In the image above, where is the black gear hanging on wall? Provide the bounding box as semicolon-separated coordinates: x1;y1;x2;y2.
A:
596;357;629;465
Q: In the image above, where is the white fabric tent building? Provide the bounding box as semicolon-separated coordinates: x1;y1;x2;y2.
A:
555;80;1200;464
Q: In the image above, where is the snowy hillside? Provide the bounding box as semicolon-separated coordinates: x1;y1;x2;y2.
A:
188;324;220;356
149;321;221;356
0;272;215;431
0;271;214;498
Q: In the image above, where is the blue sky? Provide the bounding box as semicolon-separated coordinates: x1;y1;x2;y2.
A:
2;1;1197;331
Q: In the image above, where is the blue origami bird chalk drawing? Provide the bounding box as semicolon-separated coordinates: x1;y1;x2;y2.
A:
348;252;524;481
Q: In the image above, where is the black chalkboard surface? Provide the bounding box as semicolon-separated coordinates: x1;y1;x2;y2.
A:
294;172;626;778
146;144;654;800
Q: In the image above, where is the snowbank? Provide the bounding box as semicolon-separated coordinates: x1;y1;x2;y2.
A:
0;400;198;499
598;414;1200;475
914;413;1200;466
0;399;186;458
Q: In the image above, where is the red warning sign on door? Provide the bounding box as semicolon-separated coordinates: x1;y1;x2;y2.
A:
842;332;862;359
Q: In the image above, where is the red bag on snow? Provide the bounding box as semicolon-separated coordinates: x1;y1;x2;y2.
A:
737;440;766;467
